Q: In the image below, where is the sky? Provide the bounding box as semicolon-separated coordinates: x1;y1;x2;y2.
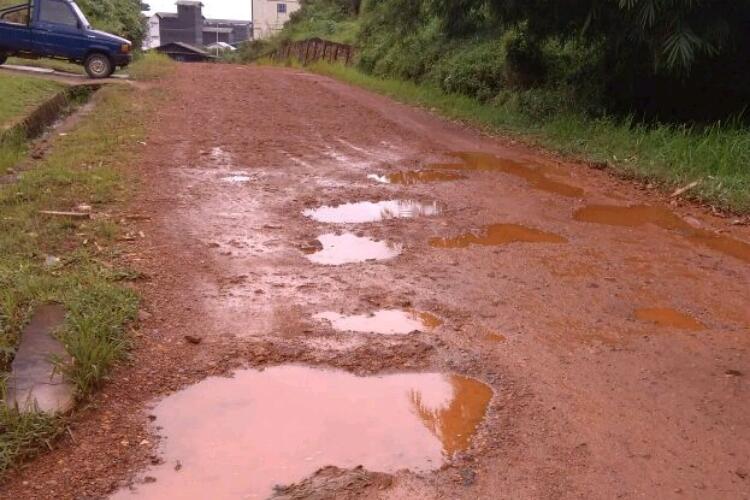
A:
146;0;251;21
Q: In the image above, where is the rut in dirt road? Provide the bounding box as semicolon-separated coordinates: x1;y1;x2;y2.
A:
3;64;748;500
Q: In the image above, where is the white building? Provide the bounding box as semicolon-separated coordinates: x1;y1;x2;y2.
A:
144;14;162;50
252;0;300;40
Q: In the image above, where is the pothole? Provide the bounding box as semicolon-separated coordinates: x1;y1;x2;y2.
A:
635;308;705;331
305;233;402;265
440;152;584;198
430;224;567;248
574;204;750;263
314;310;443;335
368;170;466;185
304;200;443;224
114;365;493;499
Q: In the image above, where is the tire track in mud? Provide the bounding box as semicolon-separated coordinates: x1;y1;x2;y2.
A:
2;64;748;500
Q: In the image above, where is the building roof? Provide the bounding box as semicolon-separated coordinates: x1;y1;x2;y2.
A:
175;1;204;6
202;27;234;34
205;19;252;25
155;12;177;19
155;41;214;57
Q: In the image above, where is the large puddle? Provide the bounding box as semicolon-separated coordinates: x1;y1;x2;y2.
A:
439;152;584;198
114;366;492;500
430;223;567;248
574;204;750;263
315;310;442;335
306;233;402;265
368;170;466;185
304;200;443;224
635;308;704;331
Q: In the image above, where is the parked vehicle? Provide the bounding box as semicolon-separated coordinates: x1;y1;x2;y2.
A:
0;0;132;78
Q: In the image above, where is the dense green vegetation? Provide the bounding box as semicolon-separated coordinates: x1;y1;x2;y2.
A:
0;0;145;46
245;0;750;212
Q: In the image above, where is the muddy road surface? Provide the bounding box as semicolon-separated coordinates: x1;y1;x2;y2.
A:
3;64;749;499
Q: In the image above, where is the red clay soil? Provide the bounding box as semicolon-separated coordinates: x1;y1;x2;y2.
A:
1;63;748;499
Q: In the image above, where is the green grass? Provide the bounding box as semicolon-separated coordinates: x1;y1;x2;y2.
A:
128;51;176;81
0;78;156;473
307;62;750;213
5;57;84;75
0;73;65;126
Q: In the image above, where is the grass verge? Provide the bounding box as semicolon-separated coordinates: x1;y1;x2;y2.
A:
305;62;750;214
0;60;163;473
0;73;65;126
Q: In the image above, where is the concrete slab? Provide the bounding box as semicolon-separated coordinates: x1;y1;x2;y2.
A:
6;304;74;414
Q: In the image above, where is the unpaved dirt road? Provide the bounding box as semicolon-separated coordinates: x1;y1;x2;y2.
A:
3;64;749;499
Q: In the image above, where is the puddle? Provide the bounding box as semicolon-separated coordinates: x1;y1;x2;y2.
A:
114;366;492;500
315;310;442;335
368;170;466;185
220;174;251;184
574;204;750;263
440;152;584;198
635;308;705;331
304;200;443;224
430;224;567;248
573;205;691;231
306;233;402;265
6;304;74;413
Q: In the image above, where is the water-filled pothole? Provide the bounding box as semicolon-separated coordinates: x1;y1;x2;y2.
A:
635;308;704;331
315;310;442;335
430;224;567;248
574;204;750;263
304;200;443;224
306;233;402;265
114;366;492;499
439;152;584;198
368;171;466;185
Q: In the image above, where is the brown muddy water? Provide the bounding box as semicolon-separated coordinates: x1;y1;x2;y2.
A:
304;200;444;224
430;224;567;248
113;366;492;500
635;308;705;331
574;204;750;263
305;233;402;265
441;152;584;198
314;310;442;335
368;170;466;185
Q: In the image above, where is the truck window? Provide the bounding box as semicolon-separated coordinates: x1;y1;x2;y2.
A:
1;6;30;25
38;0;78;27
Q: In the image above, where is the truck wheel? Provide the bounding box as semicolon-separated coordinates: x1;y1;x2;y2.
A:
84;53;112;79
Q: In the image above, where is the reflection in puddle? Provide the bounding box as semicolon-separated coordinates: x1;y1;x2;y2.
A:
368;170;466;185
635;308;704;331
315;310;442;335
574;204;750;263
430;224;567;248
221;174;251;184
304;200;443;224
440;152;584;198
113;366;492;500
306;233;402;265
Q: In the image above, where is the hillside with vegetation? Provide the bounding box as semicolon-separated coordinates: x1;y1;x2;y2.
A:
241;0;750;213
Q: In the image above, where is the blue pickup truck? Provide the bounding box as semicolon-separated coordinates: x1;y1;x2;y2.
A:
0;0;132;78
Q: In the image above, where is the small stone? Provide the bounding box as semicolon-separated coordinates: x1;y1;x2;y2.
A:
76;204;92;212
184;335;203;345
44;255;61;267
120;440;129;447
138;310;153;321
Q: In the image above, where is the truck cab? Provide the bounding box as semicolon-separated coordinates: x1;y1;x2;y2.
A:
0;0;132;78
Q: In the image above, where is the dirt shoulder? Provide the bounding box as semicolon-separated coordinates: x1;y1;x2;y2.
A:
2;63;748;499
